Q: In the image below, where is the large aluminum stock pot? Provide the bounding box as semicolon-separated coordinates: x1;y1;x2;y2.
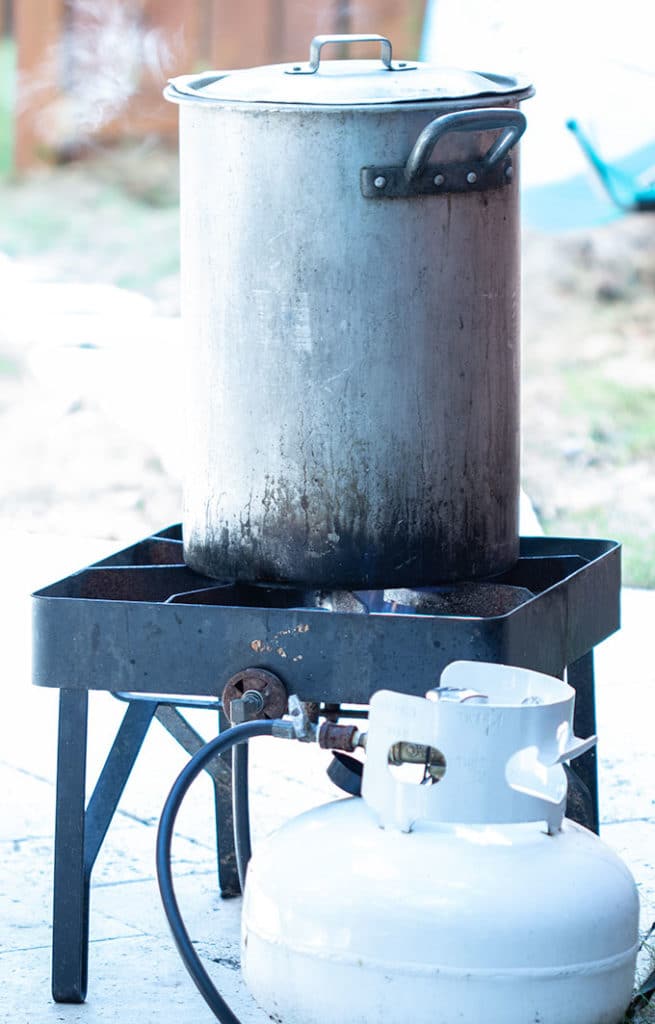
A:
166;34;533;588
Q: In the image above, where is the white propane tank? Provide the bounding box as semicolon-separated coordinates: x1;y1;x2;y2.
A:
242;662;640;1024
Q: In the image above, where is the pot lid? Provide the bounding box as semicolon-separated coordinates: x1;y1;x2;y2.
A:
165;33;532;108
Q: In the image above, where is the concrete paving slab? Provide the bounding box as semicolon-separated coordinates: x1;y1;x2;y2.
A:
86;874;265;1022
2;939;217;1024
0;762;56;841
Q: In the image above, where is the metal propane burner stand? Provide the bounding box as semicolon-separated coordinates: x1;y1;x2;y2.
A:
32;524;620;1004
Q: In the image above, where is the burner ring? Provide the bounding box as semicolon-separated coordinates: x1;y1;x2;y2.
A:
222;668;288;723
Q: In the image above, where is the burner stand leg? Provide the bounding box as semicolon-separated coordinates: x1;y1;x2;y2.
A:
52;689;89;1003
52;694;157;1003
568;651;599;834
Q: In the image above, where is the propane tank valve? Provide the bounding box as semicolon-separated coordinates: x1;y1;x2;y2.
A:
387;741;446;781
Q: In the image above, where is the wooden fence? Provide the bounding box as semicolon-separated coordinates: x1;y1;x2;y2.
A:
12;0;426;169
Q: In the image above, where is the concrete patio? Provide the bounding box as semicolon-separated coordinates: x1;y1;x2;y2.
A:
2;528;654;1022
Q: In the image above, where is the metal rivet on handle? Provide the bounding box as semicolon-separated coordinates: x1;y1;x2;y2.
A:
466;171;478;184
374;176;387;189
505;164;514;180
433;173;445;186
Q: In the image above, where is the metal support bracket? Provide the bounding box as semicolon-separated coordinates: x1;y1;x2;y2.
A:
361;158;514;199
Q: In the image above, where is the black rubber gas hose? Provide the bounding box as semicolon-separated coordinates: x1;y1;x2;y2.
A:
156;719;277;1024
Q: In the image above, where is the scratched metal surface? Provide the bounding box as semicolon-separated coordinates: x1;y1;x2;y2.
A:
177;98;526;587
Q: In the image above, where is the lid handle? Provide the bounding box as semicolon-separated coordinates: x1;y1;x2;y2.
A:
286;34;415;75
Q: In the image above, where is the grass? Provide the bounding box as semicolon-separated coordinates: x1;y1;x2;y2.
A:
536;364;655;586
621;535;655;590
0;353;20;377
522;212;655;588
563;371;655;463
540;502;655;590
627;999;655;1023
625;937;655;1023
536;365;655;588
0;152;180;295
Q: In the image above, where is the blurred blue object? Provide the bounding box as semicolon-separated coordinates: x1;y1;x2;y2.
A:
419;0;655;231
522;139;655;231
566;120;655;212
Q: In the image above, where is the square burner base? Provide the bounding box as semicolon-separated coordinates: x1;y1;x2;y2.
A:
33;527;620;1004
33;526;620;703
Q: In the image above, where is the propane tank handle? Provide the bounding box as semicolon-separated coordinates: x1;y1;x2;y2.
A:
404;107;527;181
286;34;416;75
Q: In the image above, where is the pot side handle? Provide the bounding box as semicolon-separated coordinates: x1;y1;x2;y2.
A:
405;107;527;181
361;107;527;199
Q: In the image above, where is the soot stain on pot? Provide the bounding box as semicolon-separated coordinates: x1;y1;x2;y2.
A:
252;431;493;584
187;500;517;587
239;492;253;543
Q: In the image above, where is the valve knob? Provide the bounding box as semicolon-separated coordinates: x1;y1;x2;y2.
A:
222;668;288;724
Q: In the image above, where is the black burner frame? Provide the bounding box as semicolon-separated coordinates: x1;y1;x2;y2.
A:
32;525;620;1004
